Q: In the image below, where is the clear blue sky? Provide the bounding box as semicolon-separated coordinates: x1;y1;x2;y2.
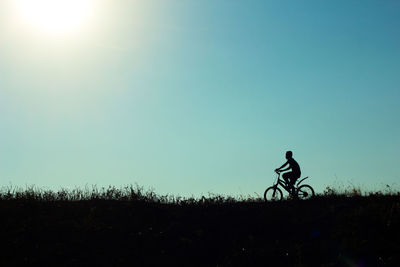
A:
0;0;399;196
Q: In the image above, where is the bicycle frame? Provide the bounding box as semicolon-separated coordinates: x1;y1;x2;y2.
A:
272;172;292;194
273;172;309;195
265;171;314;201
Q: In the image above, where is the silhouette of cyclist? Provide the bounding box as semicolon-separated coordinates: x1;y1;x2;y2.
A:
275;151;301;193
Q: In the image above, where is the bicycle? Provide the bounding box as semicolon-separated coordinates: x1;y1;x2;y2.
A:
264;171;315;201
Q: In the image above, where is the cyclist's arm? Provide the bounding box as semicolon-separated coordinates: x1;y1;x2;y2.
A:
276;161;288;171
280;167;291;172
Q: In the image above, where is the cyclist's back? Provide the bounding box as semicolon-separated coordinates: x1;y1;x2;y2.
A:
287;157;301;178
275;151;301;186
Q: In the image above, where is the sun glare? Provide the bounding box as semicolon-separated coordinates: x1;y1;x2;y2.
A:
13;0;95;36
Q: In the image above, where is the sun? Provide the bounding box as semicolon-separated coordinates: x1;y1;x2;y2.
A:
12;0;95;36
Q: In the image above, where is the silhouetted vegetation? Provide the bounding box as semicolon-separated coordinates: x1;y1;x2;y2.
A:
1;185;399;266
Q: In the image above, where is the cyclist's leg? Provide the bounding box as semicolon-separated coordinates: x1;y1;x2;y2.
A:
283;172;296;194
283;172;295;192
292;173;301;187
282;172;291;185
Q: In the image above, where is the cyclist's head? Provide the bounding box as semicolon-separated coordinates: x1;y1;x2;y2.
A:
286;151;293;159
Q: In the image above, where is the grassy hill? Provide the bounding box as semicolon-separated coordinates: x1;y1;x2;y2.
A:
1;186;399;266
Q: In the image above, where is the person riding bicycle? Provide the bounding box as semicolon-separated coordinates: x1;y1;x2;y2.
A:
275;151;301;193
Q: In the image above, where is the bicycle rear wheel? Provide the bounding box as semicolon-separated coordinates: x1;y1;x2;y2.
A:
297;185;315;200
264;186;283;201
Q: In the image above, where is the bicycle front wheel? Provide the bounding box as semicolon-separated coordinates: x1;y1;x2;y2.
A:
297;185;315;200
264;186;283;202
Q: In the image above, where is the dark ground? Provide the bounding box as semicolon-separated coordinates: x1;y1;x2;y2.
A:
1;193;399;266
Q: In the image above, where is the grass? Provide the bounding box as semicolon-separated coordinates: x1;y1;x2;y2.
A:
1;185;399;266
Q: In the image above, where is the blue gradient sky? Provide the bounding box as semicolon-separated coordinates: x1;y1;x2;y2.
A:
1;0;399;196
